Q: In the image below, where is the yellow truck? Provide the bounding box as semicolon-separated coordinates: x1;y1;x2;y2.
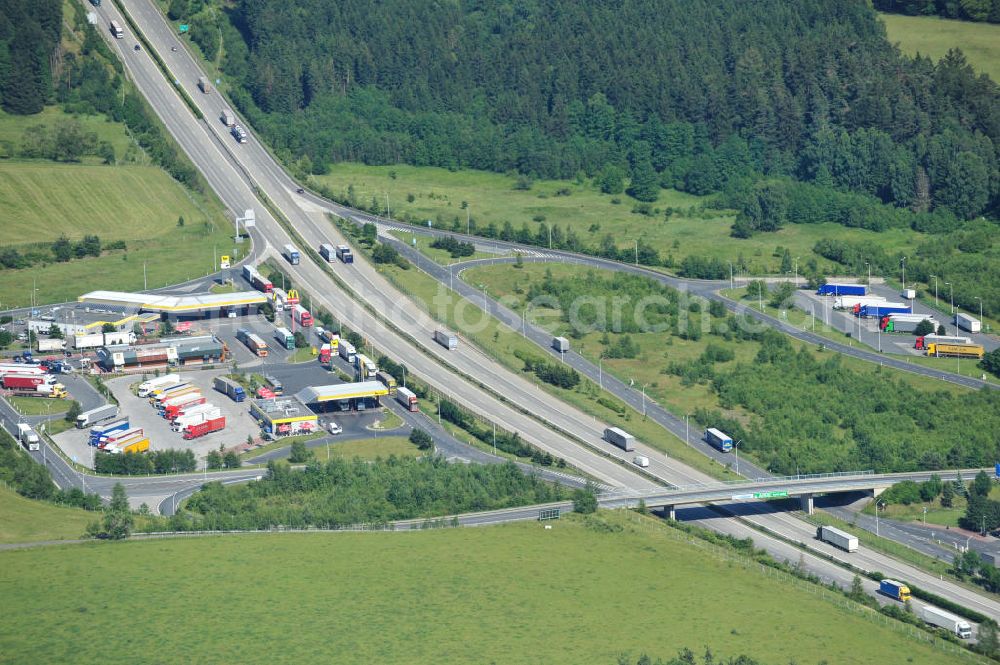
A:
926;343;985;360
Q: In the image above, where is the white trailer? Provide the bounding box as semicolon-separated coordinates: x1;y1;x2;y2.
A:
37;338;66;352
434;329;458;350
338;340;356;362
137;373;182;398
921;606;972;639
955;313;982;333
74;333;104;350
833;295;886;310
221;109;236;127
103;331;136;346
816;525;858;552
76;404;118;428
604;426;635;451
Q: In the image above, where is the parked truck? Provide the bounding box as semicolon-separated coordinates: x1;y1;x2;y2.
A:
198;76;211;93
137;374;182;398
901;288;916;300
105;436;150;455
2;374;67;398
339;340;357;363
955;313;982;333
336;245;354;263
16;423;40;452
319;243;336;262
237;329;269;357
817;283;866;296
921;606;972;639
88;418;129;445
183;416;226;440
552;336;570;353
76;403;118;428
163;397;208;421
880;314;937;333
354;354;378;380
926;342;984;359
98;427;144;450
858;302;911;318
705;427;733;452
604;426;635;451
151;382;194;407
434;329;458;350
396;386;417;412
879;579;911;601
292;304;313;327
243;265;273;294
816;525;858;552
213;376;246;402
915;334;971;350
376;370;397;394
318;344;332;364
274;327;295;350
103;331;136;346
172;406;222;432
220;109;236;127
833;295;885;310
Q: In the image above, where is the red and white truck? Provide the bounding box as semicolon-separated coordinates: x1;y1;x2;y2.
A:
183;416;226;440
292;304;313;327
2;374;68;398
171;405;222;432
162;395;207;420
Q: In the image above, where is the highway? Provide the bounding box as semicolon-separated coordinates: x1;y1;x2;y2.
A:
86;0;1000;620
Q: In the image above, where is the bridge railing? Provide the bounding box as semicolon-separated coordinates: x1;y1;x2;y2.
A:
600;469;876;499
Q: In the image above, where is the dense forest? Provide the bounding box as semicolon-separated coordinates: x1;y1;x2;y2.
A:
189;0;1000;223
0;0;61;114
876;0;1000;22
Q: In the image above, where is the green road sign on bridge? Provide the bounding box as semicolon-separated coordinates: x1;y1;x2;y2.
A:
753;490;789;499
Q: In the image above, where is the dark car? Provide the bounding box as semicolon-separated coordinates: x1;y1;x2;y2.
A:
134;44;141;51
296;188;305;194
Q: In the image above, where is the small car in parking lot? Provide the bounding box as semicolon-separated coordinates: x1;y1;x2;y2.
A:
327;421;343;435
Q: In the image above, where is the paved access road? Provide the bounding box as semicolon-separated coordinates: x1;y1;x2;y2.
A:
92;0;1000;619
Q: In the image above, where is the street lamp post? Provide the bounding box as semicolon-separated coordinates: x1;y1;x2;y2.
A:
930;275;938;307
946;282;954;315
685;414;690;448
975;297;983;326
734;439;742;476
641;384;648;417
865;262;871;286
901;256;907;289
794;257;799;287
875;500;885;537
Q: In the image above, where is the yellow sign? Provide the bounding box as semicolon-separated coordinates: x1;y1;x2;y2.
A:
287;289;300;305
220;255;231;269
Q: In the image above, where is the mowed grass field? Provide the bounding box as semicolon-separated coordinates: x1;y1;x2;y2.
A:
0;485;93;544
313;163;921;275
882;13;1000;82
0;512;967;664
0;161;237;306
0;107;133;162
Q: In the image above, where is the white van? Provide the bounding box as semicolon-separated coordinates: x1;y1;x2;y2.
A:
633;455;649;468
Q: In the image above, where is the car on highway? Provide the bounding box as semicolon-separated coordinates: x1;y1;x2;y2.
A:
296;187;305;194
327;421;342;435
134;44;140;51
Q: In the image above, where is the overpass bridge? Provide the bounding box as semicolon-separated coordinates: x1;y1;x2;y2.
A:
597;469;988;518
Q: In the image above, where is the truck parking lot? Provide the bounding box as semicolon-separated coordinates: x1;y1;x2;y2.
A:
52;369;261;468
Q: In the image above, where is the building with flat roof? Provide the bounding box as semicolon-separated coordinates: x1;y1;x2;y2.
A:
96;334;225;371
78;290;267;319
249;395;319;436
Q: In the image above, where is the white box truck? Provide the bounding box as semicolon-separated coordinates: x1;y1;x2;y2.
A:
338;340;356;362
816;525;858;552
17;423;40;451
76;404;118;428
921;606;972;639
137;373;182;398
221;109;235;127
